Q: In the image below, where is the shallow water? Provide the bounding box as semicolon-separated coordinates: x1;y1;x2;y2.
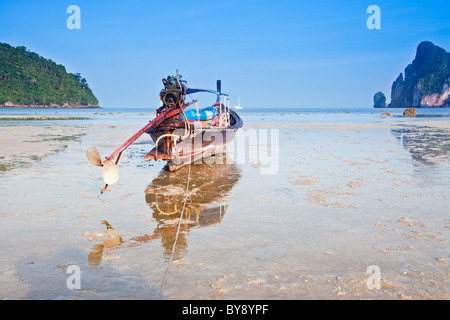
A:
1;106;450;126
0;108;449;299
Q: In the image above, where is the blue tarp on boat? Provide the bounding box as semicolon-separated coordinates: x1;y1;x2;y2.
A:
181;106;216;121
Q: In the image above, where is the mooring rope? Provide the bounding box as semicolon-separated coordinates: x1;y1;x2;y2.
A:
154;106;191;160
158;151;192;300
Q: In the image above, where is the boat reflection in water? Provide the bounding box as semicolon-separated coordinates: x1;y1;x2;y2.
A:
87;155;241;265
140;155;241;259
392;127;450;165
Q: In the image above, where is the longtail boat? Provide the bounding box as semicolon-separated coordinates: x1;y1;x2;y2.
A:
145;71;243;171
87;70;243;193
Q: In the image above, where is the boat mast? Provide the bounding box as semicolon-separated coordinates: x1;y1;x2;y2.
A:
216;80;221;103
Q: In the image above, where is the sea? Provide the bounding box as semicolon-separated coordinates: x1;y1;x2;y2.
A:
1;107;450;127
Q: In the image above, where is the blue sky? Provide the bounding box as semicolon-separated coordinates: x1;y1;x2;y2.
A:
1;0;449;108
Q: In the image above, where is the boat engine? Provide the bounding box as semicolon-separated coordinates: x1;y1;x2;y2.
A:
159;72;187;111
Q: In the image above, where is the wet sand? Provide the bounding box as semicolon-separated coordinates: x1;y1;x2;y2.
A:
0;116;449;300
0;125;87;171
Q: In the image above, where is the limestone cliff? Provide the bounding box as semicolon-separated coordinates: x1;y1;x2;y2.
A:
373;91;387;108
374;41;450;108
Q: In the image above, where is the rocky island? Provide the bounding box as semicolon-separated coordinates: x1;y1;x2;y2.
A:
0;42;99;108
374;41;450;108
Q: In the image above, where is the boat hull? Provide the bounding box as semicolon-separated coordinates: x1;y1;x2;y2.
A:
145;109;243;171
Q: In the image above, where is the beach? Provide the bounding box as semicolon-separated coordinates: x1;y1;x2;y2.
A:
0;108;449;300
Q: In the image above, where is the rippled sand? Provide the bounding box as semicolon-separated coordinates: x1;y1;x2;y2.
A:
0;116;449;300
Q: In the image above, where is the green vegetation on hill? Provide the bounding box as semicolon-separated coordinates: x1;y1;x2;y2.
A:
414;41;450;96
0;42;99;107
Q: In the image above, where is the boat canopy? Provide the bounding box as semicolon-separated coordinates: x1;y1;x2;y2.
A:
186;88;229;96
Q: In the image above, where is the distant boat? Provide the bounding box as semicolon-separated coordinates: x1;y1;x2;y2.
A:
234;97;243;110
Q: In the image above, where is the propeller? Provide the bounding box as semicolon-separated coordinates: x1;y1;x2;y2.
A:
86;147;121;194
86;100;196;194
